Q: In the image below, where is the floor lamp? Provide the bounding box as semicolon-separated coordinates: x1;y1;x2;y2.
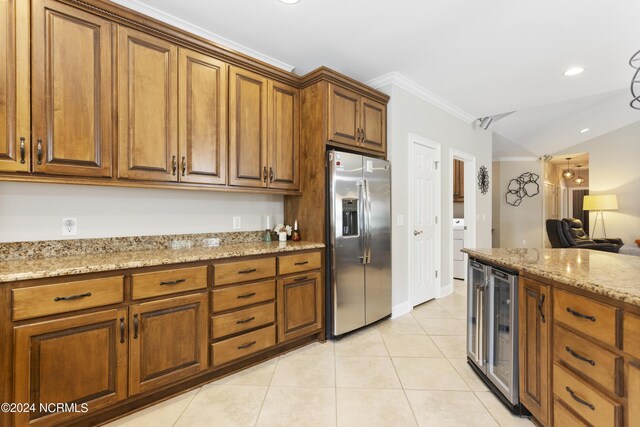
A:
583;194;618;239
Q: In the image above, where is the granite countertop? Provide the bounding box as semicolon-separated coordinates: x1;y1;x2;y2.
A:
0;241;324;283
462;248;640;307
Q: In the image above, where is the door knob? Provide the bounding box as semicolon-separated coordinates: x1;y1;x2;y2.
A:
414;230;421;236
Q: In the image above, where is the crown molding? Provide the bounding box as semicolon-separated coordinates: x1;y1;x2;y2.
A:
111;0;295;72
366;72;476;124
495;156;539;162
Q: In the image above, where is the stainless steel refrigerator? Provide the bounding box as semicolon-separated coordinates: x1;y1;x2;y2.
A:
327;149;391;337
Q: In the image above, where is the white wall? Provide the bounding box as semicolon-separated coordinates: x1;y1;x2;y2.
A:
378;84;492;314
0;182;284;242
495;160;544;248
555;120;640;244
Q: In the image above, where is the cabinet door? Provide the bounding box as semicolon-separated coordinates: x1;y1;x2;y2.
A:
129;293;208;395
229;66;268;188
628;361;640;427
118;26;178;181
453;159;464;201
267;80;299;190
14;309;128;427
178;48;227;185
360;97;386;153
519;278;551;425
327;84;360;147
277;272;322;342
0;0;29;172
31;0;112;177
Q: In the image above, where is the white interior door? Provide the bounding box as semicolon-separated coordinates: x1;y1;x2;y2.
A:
412;142;437;306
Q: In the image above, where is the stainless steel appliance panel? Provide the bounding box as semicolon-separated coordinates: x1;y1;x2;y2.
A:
487;268;518;405
363;156;391;324
329;151;366;336
467;260;487;372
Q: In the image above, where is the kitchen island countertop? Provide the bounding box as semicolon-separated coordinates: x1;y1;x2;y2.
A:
0;241;324;283
462;247;640;307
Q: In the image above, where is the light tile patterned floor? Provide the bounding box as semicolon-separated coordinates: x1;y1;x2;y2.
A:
106;280;533;427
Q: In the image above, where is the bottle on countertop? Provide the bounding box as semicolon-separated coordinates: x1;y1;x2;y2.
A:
292;219;301;242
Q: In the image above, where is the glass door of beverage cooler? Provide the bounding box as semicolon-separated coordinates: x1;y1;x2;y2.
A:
467;260;487;372
487;267;518;405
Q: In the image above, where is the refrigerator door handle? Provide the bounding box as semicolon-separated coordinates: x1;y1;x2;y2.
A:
358;179;367;264
364;178;372;264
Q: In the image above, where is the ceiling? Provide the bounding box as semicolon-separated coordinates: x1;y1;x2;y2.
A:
114;0;640;156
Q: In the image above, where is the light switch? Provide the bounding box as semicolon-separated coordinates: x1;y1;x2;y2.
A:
232;216;241;230
397;215;405;226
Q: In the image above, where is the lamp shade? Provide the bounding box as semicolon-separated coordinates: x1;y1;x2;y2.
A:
583;194;618;211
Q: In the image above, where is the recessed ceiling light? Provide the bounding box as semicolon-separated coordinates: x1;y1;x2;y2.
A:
563;67;584;77
279;0;301;4
580;128;590;133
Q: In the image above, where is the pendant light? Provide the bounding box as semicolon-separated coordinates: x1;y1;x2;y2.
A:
573;164;585;186
562;157;575;180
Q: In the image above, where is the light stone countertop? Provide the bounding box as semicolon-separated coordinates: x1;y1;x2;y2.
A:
462;248;640;307
0;241;324;283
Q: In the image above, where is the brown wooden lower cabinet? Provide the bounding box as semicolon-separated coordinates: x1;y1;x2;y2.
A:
13;308;128;426
277;271;322;342
518;277;551;425
129;292;208;395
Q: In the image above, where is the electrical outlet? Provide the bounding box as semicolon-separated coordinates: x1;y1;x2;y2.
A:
397;215;405;226
62;217;77;236
522;239;527;245
232;216;241;230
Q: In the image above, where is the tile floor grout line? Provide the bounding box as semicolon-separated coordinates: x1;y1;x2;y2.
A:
254;355;280;427
171;386;202;427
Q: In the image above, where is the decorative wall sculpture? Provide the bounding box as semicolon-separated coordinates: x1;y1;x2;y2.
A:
477;165;490;195
505;172;540;206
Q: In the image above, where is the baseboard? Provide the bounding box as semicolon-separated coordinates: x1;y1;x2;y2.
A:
391;300;412;318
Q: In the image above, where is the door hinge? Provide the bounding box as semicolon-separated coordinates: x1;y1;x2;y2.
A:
435;270;438;278
434;161;439;170
435;216;438;224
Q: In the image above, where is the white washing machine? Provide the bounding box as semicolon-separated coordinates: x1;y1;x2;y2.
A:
453;218;466;280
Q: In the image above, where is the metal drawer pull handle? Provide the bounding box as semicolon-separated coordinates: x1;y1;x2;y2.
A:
120;318;125;343
171;155;177;176
237;341;257;350
294;276;308;282
181;156;186;176
36;139;43;165
19;137;26;164
238;269;257;274
565;386;595;410
160;278;186;286
566;307;596;322
269;167;274;183
236;316;255;324
54;292;92;302
133;314;139;339
565;346;596;366
537;294;546;323
294;261;309;265
237;292;256;299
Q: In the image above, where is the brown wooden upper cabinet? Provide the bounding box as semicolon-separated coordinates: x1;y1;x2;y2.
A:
453;159;464;201
0;0;30;173
118;26;178;182
328;83;386;154
31;0;113;177
178;48;227;185
230;66;300;190
268;80;300;190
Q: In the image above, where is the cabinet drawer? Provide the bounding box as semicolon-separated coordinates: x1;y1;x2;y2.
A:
554;324;622;395
131;266;207;300
211;325;275;366
211;302;275;339
214;258;275;286
12;276;124;321
623;311;640;359
554;289;619;347
211;280;275;313
278;252;321;275
553;399;589;427
553;363;620;427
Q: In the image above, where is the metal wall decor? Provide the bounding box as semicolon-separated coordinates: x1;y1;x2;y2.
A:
631;49;640;110
505;172;540;206
477;165;489;194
